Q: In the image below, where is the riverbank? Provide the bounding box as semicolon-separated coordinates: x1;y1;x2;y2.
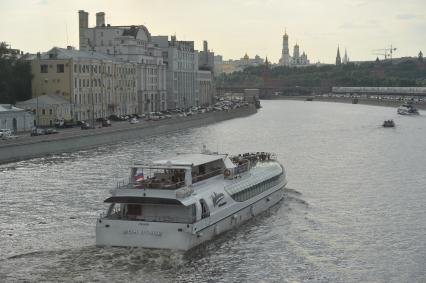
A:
0;106;256;164
270;96;426;110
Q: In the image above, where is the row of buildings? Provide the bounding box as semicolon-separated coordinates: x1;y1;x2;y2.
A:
21;11;215;126
214;31;312;75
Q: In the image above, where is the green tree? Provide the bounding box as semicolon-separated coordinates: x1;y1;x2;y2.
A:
0;42;32;104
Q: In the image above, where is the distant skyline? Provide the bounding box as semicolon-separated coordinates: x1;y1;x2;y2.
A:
0;0;425;64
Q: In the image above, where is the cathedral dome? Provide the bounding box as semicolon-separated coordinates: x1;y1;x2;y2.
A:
243;53;249;60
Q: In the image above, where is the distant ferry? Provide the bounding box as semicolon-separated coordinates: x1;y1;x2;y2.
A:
96;150;287;250
397;101;419;115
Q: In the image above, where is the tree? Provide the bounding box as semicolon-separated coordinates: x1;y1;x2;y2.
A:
0;42;32;104
419;51;423;62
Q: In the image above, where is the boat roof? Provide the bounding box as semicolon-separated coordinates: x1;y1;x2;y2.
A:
135;153;226;168
153;153;226;167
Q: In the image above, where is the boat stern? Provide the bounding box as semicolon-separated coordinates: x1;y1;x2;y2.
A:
96;218;195;250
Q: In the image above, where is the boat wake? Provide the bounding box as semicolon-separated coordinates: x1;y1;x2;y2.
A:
284;187;308;207
1;246;186;282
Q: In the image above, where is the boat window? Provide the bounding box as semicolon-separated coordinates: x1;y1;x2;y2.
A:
227;174;283;202
106;202;196;223
200;199;210;219
129;167;186;190
192;160;224;183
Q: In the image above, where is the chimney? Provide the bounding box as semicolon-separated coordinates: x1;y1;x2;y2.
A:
79;10;89;50
78;10;89;29
203;40;208;52
96;12;105;27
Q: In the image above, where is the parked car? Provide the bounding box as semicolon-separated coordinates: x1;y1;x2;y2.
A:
54;119;74;128
30;127;46;136
129;117;139;124
108;114;121;121
0;129;12;138
80;122;92;130
45;128;58;134
102;119;112;127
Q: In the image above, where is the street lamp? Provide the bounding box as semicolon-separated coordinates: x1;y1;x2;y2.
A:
37;78;48;127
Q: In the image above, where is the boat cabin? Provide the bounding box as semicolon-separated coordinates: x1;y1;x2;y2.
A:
128;153;227;190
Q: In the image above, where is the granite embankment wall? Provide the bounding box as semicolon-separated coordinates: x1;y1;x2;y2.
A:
271;96;426;109
0;106;256;164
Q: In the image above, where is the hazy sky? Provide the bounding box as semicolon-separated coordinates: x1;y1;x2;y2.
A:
0;0;425;63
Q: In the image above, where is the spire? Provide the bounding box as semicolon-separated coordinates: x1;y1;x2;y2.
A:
336;45;341;65
343;48;349;64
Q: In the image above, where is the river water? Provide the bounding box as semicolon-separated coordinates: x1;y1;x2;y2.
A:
0;100;425;282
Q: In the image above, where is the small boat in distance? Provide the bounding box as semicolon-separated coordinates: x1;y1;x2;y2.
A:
397;101;419;115
382;120;395;128
96;150;287;250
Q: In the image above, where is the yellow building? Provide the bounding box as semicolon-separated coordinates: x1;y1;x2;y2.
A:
30;47;137;123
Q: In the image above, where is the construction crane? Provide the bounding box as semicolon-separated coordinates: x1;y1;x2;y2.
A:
372;45;397;60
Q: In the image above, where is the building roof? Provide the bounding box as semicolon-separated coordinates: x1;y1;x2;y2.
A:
40;47;116;61
122;25;151;41
152;154;225;167
18;94;70;105
0;104;25;112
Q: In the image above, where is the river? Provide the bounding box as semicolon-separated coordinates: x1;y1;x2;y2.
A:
1;100;425;282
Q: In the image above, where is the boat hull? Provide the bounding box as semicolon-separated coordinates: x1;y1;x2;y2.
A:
96;187;284;251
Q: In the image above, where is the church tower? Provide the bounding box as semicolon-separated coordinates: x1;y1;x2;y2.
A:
293;43;300;65
280;30;290;66
336;45;342;65
342;48;349;64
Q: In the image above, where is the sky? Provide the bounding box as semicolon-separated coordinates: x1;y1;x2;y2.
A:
0;0;425;64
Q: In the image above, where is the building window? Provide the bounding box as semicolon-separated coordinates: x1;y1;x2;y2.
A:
40;65;48;73
57;64;64;73
49;109;53;115
42;109;46;115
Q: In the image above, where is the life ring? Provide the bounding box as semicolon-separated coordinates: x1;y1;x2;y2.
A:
224;169;231;177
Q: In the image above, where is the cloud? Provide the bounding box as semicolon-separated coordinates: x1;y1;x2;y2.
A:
37;0;48;5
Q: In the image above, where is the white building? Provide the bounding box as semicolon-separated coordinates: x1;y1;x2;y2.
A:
197;70;214;106
78;10;167;112
152;35;199;109
279;31;310;67
0;104;34;133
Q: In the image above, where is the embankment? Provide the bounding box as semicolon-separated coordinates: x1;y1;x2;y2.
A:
0;106;256;164
269;96;426;109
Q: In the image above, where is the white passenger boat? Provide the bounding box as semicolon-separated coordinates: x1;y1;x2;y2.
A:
96;150;287;250
397;102;419;115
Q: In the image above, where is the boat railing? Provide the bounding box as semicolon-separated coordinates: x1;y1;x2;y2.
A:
117;179;185;190
105;213;195;224
231;152;277;168
192;168;223;183
130;180;186;190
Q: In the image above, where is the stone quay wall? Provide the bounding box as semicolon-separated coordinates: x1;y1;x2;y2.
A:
0;106;256;164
